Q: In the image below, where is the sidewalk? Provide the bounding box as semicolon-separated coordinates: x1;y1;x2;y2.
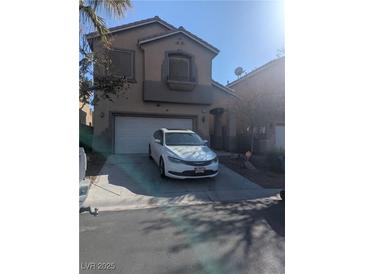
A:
83;178;280;212
84;179;210;211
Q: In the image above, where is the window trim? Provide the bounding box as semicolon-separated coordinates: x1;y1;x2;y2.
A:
108;48;136;82
166;52;196;83
163;50;197;91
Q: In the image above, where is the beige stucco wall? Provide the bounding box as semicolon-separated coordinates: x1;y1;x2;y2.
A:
230;58;284;119
93;23;169;83
91;22;238;153
229;57;285;153
209;86;239;133
141;33;214;85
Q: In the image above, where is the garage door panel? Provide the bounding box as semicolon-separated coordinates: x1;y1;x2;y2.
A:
115;116;193;154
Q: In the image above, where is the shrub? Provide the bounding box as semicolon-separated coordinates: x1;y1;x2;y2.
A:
266;149;285;173
236;135;251;154
80;124;93;153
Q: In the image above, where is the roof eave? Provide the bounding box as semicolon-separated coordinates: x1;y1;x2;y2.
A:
227;56;285;88
138;30;219;55
211;81;240;99
86;17;175;41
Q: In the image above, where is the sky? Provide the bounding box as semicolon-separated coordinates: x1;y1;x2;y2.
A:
102;0;284;85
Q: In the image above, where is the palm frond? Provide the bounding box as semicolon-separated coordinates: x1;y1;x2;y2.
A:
91;0;132;18
80;0;131;47
80;4;111;46
79;0;132;105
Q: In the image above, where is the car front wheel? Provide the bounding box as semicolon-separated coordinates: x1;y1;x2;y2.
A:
159;158;166;178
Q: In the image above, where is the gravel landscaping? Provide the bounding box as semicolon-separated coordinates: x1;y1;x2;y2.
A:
219;155;285;189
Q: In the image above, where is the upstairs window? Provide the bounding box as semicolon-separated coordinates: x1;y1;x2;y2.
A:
108;49;135;80
168;54;191;82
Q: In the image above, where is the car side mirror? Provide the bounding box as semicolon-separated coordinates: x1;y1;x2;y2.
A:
203;140;208;146
155;139;161;144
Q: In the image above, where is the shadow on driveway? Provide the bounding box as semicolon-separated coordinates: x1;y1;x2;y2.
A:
84;154;281;210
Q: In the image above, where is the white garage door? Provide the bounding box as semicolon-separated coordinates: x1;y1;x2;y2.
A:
114;116;193;154
275;125;285;151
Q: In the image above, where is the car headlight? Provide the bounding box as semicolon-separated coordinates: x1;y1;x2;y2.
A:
212;157;218;163
168;156;183;163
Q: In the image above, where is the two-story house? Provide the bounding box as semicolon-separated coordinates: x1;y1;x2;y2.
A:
87;16;239;154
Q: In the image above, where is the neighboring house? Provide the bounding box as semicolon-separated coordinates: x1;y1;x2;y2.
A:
79;102;93;151
79;102;93;126
227;57;285;153
87;16;239;154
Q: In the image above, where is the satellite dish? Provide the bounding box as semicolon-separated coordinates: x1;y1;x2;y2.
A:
234;67;245;78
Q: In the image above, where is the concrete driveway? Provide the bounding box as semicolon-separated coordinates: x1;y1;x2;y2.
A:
83;154;280;211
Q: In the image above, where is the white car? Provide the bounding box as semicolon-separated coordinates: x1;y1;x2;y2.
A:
149;128;219;179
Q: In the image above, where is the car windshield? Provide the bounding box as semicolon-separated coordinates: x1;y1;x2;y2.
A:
165;132;204;146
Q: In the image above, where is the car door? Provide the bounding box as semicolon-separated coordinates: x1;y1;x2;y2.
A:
151;130;162;161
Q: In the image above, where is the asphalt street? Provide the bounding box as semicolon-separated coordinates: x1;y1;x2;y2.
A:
80;199;284;274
